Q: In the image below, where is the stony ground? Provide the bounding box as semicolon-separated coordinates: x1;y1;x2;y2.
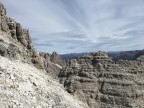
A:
0;56;88;108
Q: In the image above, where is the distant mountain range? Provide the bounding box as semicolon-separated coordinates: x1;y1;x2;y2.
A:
60;52;89;59
61;50;144;61
108;50;144;61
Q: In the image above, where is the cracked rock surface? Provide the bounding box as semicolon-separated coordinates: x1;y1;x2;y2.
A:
59;51;144;108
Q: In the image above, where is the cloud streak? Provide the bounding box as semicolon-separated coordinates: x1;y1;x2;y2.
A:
2;0;144;53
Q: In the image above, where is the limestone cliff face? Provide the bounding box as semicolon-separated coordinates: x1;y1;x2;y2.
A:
59;51;144;108
39;52;65;79
0;2;44;69
50;51;65;66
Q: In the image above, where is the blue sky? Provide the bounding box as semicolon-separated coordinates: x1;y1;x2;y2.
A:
2;0;144;54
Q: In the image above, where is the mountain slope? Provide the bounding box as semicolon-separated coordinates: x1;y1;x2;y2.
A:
0;56;88;108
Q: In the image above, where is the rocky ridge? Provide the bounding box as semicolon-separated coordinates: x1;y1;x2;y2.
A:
59;51;144;108
0;2;65;73
0;2;88;108
0;2;44;69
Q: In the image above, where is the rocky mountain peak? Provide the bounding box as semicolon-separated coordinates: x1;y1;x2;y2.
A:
94;51;108;56
51;51;59;61
39;51;65;79
93;51;112;62
50;51;66;68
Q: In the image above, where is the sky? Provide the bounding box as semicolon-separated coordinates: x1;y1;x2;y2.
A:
2;0;144;54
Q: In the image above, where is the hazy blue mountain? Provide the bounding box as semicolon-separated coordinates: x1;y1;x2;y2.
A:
61;50;144;62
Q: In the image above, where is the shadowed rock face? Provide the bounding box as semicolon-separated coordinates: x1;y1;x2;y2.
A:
0;2;66;78
59;51;144;108
0;2;44;69
51;51;65;66
39;52;65;79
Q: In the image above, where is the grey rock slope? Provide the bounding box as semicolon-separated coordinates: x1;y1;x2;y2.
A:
0;56;88;108
59;51;144;108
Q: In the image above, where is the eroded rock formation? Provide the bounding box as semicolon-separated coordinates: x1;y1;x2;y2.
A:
0;2;44;69
59;51;144;108
1;1;144;108
40;52;65;79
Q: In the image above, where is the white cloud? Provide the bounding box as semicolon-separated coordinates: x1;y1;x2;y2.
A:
2;0;144;53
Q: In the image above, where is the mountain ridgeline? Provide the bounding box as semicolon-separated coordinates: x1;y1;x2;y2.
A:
1;1;144;108
0;2;65;79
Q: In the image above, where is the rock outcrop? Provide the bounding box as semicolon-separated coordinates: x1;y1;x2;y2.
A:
0;2;43;69
0;2;66;75
59;51;144;108
40;52;65;79
50;51;65;66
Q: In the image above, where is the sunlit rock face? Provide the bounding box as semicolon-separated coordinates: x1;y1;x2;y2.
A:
59;51;144;108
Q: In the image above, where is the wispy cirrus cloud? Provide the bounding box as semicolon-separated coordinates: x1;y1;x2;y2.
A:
2;0;144;53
